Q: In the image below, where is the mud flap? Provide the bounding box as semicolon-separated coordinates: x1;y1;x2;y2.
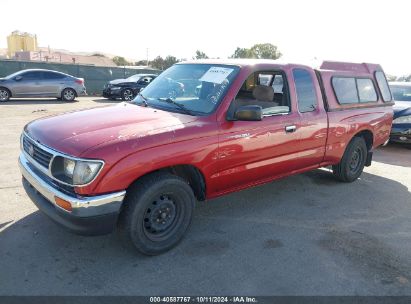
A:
365;151;373;167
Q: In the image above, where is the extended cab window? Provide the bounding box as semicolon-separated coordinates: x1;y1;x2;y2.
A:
293;69;317;112
375;71;392;102
231;70;290;116
332;77;378;104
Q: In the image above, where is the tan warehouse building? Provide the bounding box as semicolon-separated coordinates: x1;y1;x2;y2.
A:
7;31;38;58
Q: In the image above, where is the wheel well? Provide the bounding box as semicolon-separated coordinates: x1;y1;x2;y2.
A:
129;165;207;201
0;87;11;97
166;165;206;201
354;130;373;151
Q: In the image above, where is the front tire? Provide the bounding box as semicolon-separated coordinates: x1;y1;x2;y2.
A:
119;173;195;255
121;88;135;101
0;88;10;102
332;137;367;182
61;88;76;101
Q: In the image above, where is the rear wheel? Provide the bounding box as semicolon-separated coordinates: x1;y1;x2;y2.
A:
332;137;367;182
0;88;10;102
61;88;76;101
121;88;135;101
119;173;195;255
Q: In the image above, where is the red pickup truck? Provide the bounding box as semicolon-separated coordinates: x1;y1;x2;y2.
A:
19;59;393;255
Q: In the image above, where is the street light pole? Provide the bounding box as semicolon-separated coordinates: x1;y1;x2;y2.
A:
146;48;149;67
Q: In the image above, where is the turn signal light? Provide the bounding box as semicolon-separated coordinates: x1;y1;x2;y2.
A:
54;196;73;212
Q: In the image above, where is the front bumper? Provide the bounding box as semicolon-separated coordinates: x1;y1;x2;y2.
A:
390;124;411;144
19;153;126;235
102;88;121;98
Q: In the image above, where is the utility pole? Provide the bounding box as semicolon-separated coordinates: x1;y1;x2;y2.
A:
146;48;149;67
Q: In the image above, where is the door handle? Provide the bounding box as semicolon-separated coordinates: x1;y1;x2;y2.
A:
285;125;297;133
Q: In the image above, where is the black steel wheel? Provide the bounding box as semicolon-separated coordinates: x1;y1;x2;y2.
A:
119;172;195;255
333;136;367;182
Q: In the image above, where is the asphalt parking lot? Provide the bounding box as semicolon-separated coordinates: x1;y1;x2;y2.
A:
0;97;410;296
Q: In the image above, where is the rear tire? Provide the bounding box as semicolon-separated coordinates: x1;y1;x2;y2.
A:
0;87;10;102
119;172;195;255
332;136;367;182
61;88;76;101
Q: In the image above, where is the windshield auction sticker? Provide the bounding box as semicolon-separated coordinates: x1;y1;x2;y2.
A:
199;67;234;84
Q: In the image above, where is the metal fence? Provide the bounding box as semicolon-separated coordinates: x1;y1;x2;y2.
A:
0;60;161;95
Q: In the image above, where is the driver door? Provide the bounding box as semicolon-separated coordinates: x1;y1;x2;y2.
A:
213;70;302;193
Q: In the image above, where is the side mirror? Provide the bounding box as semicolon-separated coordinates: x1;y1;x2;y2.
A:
15;75;23;81
234;105;263;121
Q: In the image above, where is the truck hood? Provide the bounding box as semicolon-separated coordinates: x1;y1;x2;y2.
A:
25;103;197;156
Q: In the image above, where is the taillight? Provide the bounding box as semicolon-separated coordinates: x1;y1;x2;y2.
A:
75;78;84;85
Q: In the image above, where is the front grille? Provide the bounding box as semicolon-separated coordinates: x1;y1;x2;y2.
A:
23;135;53;169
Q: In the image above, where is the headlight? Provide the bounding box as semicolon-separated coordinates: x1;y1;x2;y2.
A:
111;86;121;90
51;156;103;186
72;161;102;185
393;115;411;124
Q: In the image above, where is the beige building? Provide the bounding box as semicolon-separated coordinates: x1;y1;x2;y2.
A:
7;31;38;58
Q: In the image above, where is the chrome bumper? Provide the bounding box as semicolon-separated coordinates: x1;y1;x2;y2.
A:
19;153;126;217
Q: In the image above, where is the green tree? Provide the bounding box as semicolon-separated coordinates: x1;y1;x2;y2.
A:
164;55;179;69
149;56;165;69
112;56;130;66
231;43;282;59
231;47;252;59
193;50;209;59
250;43;282;59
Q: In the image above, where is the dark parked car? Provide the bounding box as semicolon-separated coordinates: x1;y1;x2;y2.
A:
389;82;411;146
102;74;157;101
0;69;86;102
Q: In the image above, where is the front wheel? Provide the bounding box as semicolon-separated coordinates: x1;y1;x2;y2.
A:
332;137;367;182
61;88;76;101
121;88;135;101
119;173;195;255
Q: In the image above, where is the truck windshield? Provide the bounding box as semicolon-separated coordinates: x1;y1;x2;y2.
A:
132;64;239;115
390;85;411;102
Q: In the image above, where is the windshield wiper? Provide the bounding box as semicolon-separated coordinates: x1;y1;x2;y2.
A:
157;98;194;115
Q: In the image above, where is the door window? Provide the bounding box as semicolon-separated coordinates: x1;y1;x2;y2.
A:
231;70;290;116
21;71;41;80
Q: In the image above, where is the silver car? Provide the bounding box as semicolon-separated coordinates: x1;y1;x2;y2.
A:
0;69;86;102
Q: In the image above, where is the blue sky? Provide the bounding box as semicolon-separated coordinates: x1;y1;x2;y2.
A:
1;0;410;75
